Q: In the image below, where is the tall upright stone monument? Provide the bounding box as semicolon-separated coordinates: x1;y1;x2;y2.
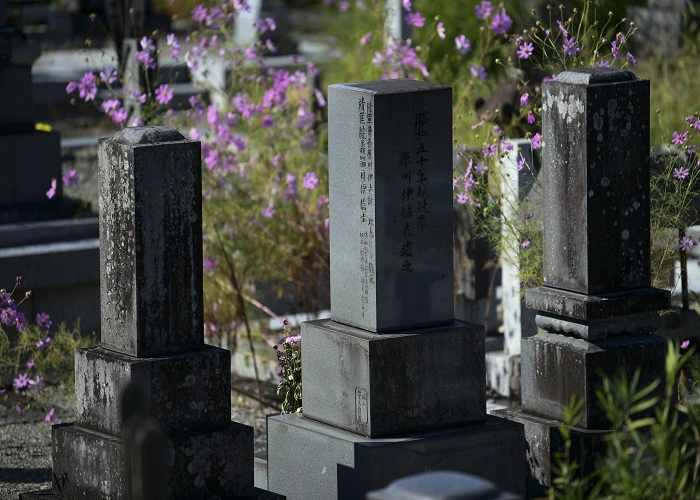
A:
27;127;254;499
265;80;525;499
495;68;671;496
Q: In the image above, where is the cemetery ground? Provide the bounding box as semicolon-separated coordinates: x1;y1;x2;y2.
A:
0;375;277;498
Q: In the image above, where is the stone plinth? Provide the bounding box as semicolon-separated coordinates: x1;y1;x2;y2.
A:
0;63;35;131
301;319;485;437
493;407;608;498
266;413;525;500
75;346;232;436
521;332;666;429
52;422;254;500
98;127;203;357
328;80;453;333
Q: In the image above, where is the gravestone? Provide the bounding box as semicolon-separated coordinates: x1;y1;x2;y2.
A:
384;0;412;44
21;127;254;499
265;80;526;500
494;68;670;497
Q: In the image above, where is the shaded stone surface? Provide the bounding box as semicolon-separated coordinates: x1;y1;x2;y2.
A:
0;63;35;131
266;413;525;500
98;127;203;357
328;80;453;333
51;422;254;500
541;68;651;295
301;318;485;437
366;471;520;500
493;407;608;499
520;332;666;429
75;345;231;436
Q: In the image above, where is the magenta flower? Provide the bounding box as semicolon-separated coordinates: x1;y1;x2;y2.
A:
556;19;568;37
130;117;144;127
521;240;531;249
99;67;118;84
437;22;445;39
261;114;274;129
674;167;690;180
46;179;57;199
155;84;174;105
517;42;534;59
482;144;497;157
470;65;487;81
360;32;372;46
14;312;26;331
595;59;612;68
626;52;637;66
192;5;207;22
303;172;319;190
285;173;298;201
36;312;52;329
405;12;425;28
563;37;580;56
203;256;216;274
527;112;535;124
672;131;688;146
62;170;79;187
261;206;275;218
490;9;512;35
455;35;471;55
166;33;180;60
457;192;468;205
101;99;121;113
475;1;493;20
402;0;412;11
520;93;529;106
532;133;542;150
680;236;694;251
44;408;55;423
111;108;127;124
27;358;34;369
681;339;690;349
77;72;97;101
13;373;29;390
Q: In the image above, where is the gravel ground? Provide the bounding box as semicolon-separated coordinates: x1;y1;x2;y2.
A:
0;379;280;500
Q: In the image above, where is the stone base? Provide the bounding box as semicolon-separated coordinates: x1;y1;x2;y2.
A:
266;413;525;500
526;286;670;340
521;333;666;428
75;345;231;436
254;452;268;490
301;319;485;437
51;421;254;499
493;407;608;498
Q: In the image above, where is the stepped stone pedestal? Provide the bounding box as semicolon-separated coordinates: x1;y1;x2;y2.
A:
21;127;255;499
265;80;525;500
495;68;671;497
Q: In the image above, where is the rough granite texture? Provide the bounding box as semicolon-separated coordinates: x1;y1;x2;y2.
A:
328;80;454;333
266;413;525;500
301;318;485;437
75;345;232;436
520;332;666;429
52;421;254;500
541;68;651;294
98;127;203;357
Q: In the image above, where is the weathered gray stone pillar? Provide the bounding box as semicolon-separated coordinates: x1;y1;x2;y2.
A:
266;80;526;500
47;127;254;499
495;68;670;496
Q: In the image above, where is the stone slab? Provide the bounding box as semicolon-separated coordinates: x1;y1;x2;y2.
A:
328;80;453;333
301;319;485;437
367;471;521;500
521;332;666;429
0;218;98;249
535;312;661;341
541;69;651;295
493;407;608;499
254;452;268;490
51;421;254;499
526;286;670;322
0;131;61;206
20;489;283;500
98;127;203;357
266;413;525;500
75;345;231;436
